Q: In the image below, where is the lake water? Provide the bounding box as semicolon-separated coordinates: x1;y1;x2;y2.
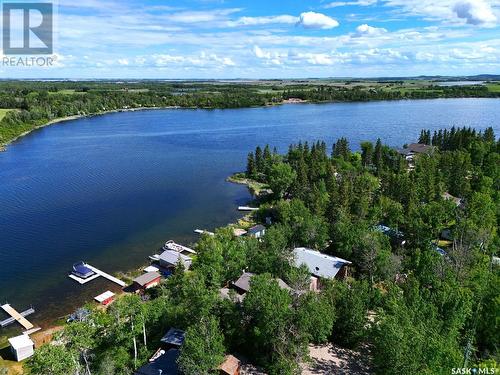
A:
1;98;499;332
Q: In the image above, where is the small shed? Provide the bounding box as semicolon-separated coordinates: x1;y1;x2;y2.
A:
160;328;185;349
8;334;34;361
133;272;162;291
94;291;115;305
218;354;241;375
247;225;266;238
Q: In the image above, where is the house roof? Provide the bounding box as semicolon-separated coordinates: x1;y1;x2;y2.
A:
160;328;185;347
248;225;266;235
159;250;192;266
232;272;291;293
442;192;462;206
293;248;351;279
232;272;254;293
133;272;161;287
134;349;179;375
407;143;434;154
94;291;115;303
218;355;241;375
8;335;34;350
233;228;248;237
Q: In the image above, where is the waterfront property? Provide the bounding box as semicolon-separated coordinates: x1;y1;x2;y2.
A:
159;250;193;270
247;224;266;238
293;248;352;290
94;291;115;306
132;272;162;291
8;334;35;361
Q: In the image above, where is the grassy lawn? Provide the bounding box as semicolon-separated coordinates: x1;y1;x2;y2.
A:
0;109;13;122
486;83;500;93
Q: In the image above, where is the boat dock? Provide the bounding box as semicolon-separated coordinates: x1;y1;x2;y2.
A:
1;304;34;330
68;263;126;287
194;229;215;236
238;206;259;211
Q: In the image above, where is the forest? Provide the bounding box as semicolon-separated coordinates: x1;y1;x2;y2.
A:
1;80;500;146
27;126;499;375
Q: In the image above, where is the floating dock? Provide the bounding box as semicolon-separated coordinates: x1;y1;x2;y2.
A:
68;263;126;287
0;307;35;328
1;304;34;330
238;206;259;211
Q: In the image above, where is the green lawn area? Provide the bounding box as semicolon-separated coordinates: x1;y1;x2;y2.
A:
0;109;13;122
486;83;500;93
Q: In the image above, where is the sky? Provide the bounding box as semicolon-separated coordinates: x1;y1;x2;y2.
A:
1;0;500;78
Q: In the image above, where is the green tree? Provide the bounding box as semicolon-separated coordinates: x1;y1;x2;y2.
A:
267;162;297;199
178;316;226;375
29;344;79;375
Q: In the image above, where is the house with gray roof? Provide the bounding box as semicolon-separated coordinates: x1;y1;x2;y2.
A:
293;247;351;281
159;249;192;270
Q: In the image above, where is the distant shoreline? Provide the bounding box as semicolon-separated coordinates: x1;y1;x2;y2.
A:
1;106;182;150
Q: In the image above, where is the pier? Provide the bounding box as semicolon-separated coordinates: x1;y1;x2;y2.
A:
194;229;215;236
238;206;259;212
68;263;126;287
1;304;34;330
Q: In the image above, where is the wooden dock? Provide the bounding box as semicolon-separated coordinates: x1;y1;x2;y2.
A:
1;304;34;330
0;307;35;328
68;264;126;287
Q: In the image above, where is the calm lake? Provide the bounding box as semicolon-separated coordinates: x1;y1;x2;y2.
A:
1;98;499;331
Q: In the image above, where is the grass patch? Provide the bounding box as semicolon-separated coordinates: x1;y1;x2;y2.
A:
486;83;500;93
227;173;271;197
0;109;13;122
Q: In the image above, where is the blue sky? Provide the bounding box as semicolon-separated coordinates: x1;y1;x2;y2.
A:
2;0;500;78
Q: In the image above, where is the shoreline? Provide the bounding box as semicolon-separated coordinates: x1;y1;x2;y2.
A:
1;105;184;150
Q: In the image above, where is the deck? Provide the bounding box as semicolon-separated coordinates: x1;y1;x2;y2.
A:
1;304;34;330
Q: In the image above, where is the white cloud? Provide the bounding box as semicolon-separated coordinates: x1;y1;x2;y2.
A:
453;0;497;26
355;24;388;36
325;0;377;8
117;58;129;65
297;12;339;29
382;0;498;27
229;15;298;27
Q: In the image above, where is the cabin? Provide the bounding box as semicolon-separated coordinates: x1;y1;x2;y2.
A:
94;291;115;306
397;143;435;170
8;334;34;362
160;328;185;350
159;250;192;270
247;224;266;238
72;261;95;279
218;355;241;375
231;272;290;295
133;272;162;291
134;348;179;375
293;248;351;290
